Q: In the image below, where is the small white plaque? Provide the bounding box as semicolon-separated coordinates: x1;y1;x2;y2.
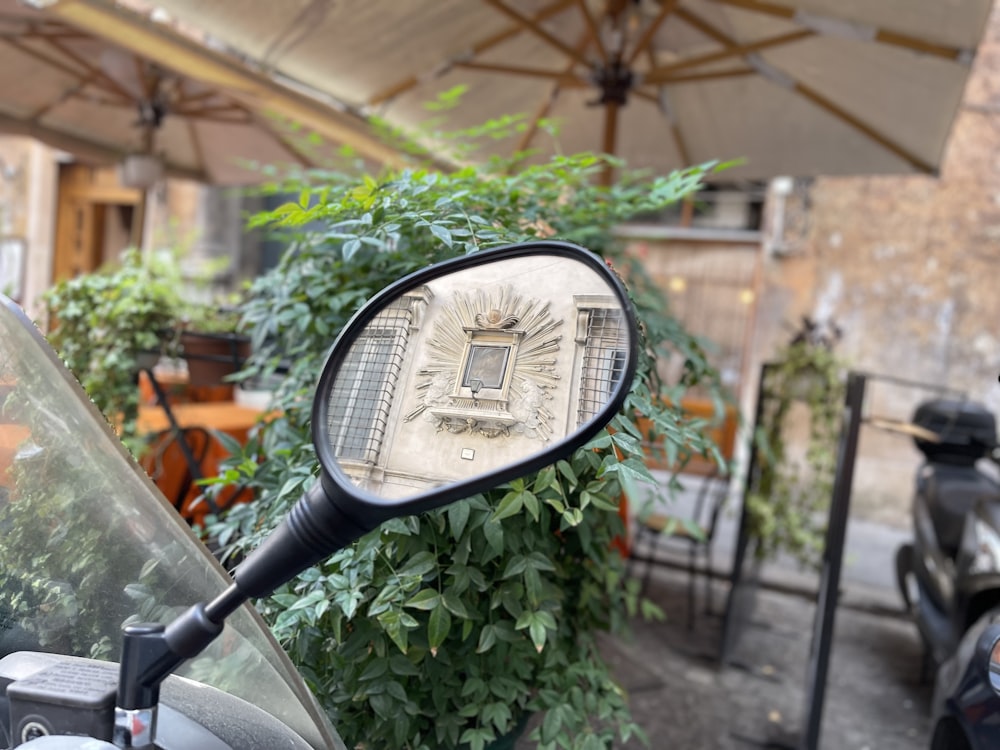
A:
461;448;475;461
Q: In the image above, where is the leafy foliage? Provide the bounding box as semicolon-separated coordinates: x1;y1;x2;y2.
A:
41;249;249;452
746;318;846;567
207;151;727;749
41;249;183;451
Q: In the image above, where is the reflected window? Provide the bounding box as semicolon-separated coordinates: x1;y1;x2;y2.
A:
327;299;413;463
577;305;627;425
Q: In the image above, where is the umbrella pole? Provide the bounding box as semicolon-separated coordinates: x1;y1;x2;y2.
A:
130;188;148;250
600;101;620;186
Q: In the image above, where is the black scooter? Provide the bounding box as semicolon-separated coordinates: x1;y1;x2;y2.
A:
896;398;1000;674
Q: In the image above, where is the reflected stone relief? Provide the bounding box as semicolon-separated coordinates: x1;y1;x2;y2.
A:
404;285;562;440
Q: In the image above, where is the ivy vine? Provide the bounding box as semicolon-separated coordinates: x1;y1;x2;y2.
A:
746;318;846;568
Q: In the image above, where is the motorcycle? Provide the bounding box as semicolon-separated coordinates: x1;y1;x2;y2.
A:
895;397;1000;674
0;240;638;749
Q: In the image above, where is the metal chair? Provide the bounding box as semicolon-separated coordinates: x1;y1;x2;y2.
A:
629;465;731;629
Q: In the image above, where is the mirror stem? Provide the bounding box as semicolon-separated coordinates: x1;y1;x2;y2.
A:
231;474;374;599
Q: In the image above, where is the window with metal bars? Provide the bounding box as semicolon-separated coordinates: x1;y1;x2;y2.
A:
577;306;627;426
325;300;413;464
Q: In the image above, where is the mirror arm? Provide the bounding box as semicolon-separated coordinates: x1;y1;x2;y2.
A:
231;473;374;600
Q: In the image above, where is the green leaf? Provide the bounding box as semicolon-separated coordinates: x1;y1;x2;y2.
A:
448;500;471;539
483;518;504;557
441;590;471;619
389;654;420;676
556;459;577;486
398;551;438;578
459;727;494;750
491;490;523;522
522;490;540;521
359;658;389;682
404;589;440;611
376;609;410;654
477;624;498;653
428;602;452;654
429;223;453;247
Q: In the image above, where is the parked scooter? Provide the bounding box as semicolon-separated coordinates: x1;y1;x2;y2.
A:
896;397;1000;673
0;241;638;748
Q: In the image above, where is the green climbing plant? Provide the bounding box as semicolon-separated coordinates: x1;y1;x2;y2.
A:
746;318;847;568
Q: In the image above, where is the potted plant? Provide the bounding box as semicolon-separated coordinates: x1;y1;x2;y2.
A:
175;299;251;387
41;248;184;451
205;152;727;750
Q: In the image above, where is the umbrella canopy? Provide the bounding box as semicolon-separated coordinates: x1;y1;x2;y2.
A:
94;0;993;181
0;0;408;185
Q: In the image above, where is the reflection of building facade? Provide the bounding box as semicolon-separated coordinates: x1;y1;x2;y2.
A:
325;256;628;500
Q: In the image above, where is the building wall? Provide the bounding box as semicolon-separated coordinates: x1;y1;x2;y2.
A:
752;1;1000;526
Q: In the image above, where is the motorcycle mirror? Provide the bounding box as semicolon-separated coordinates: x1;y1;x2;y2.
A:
118;241;640;720
230;240;638;600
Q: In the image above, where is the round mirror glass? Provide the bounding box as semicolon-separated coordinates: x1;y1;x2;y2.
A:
316;247;634;504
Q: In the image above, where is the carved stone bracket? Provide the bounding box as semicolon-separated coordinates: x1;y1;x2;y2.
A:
404;285;562;441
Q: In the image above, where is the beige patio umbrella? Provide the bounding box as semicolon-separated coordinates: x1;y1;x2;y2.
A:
0;0;408;187
80;0;993;184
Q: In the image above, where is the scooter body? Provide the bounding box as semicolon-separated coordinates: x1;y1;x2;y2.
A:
897;398;1000;670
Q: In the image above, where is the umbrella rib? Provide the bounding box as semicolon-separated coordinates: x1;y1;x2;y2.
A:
630;88;693;167
367;0;576;107
644;68;756;85
0;109;207;182
172;104;253;120
0;33;95;86
573;0;608;64
675;10;935;173
635;45;693;169
455;60;588;86
703;0;971;61
625;0;680;67
515;85;561;156
673;7;734;47
245;112;316;169
793;82;933;173
26;72;102;122
184;115;209;180
514;31;592;157
644;29;813;82
483;0;592;68
42;35;141;103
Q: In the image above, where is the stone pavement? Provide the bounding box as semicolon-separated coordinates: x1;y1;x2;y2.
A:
514;471;934;749
592;468;931;749
601;563;930;749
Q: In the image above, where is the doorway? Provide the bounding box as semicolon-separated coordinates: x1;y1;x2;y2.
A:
52;163;142;280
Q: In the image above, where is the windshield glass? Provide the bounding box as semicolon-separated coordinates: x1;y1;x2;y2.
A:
0;297;340;749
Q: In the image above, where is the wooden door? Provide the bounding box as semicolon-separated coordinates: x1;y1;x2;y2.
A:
52;164;142;281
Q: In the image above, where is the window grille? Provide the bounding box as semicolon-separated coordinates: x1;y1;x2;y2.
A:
578;307;627;426
326;300;412;464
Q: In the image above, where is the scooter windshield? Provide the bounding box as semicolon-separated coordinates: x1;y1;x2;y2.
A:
0;297;341;749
